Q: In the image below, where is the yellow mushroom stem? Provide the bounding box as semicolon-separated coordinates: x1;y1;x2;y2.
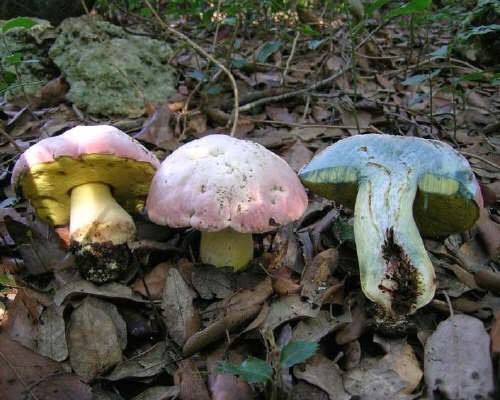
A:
199;228;254;271
69;182;136;245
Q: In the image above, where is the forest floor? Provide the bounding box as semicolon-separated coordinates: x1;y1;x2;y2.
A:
0;3;499;400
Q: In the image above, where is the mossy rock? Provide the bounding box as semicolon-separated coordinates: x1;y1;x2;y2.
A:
49;16;177;117
0;19;57;101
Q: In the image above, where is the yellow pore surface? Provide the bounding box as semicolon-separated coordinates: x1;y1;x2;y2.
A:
18;154;157;225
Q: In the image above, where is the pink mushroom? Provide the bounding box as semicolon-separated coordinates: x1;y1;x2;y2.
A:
146;134;308;270
12;125;160;282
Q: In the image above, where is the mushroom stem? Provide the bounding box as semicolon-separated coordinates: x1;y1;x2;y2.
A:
69;182;136;245
354;170;436;315
199;228;253;271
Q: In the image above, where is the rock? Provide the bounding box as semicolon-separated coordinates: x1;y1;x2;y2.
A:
49;16;177;117
0;0;94;26
0;19;57;101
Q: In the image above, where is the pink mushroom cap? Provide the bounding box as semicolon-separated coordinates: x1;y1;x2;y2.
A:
146;134;308;233
12;125;160;225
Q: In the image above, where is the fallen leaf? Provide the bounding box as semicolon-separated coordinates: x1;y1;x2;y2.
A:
262;294;319;332
301;248;340;307
265;106;295;123
335;304;366;345
106;341;179;380
291;380;330;400
183;277;273;356
132;262;175;299
282;140;314;172
292;310;351;342
0;334;92;400
68;297;124;382
376;337;423;394
2;288;41;350
162;268;200;346
293;354;349;400
37;305;68;361
490;310;500;354
174;359;211;400
54;279;145;306
424;315;494;400
130;386;180;400
134;104;180;150
191;264;237;300
210;374;254;400
344;356;413;400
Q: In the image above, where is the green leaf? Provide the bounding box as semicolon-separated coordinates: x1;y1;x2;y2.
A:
0;273;16;286
366;0;391;18
206;84;222;95
186;69;207;82
4;53;22;66
429;45;448;58
2;71;17;85
257;41;281;63
218;357;273;383
459;24;500;40
1;17;37;33
280;340;318;368
402;73;428;86
308;39;326;50
460;71;487;82
384;0;431;20
232;59;250;69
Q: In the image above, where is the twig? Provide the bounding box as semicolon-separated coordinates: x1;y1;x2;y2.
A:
144;0;240;136
245;118;358;130
461;151;500;171
282;31;300;85
238;68;350;112
0;127;23;153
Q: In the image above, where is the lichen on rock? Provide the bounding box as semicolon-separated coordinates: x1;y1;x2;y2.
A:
0;19;56;101
49;16;177;117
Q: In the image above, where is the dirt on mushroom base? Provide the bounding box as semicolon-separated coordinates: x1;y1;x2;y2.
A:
380;228;422;315
70;240;131;283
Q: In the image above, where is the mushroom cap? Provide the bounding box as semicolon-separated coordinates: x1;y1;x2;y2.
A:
146;134;308;233
299;134;483;237
12;125;160;225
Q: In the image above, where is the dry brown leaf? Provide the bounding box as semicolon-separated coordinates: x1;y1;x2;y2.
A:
335;304;366;345
2;289;41;350
54;279;145;306
130;386;180;400
282;140;314;172
475;269;500;293
174;359;211;400
132;262;175;299
301;248;340;307
106;341;178;380
0;334;92;400
343;357;412;400
68;297;124;382
210;374;254;400
37;305;68;362
265;106;295;123
134;104;180;151
424;315;494;399
476;207;500;262
490;310;500;354
162;268;200;346
292;310;350;343
293;353;349;400
191;264;237;300
183;277;273;356
262;294;319;332
377;338;423;394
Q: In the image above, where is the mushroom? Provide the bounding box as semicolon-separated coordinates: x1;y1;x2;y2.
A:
146;134;308;270
12;125;160;282
299;134;482;314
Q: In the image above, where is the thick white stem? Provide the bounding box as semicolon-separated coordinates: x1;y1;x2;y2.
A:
200;228;253;271
69;182;136;245
354;169;436;314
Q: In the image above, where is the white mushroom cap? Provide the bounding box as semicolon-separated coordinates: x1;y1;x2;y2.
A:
146;134;308;233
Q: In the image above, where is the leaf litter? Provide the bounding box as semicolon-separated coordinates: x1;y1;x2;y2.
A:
0;2;499;399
